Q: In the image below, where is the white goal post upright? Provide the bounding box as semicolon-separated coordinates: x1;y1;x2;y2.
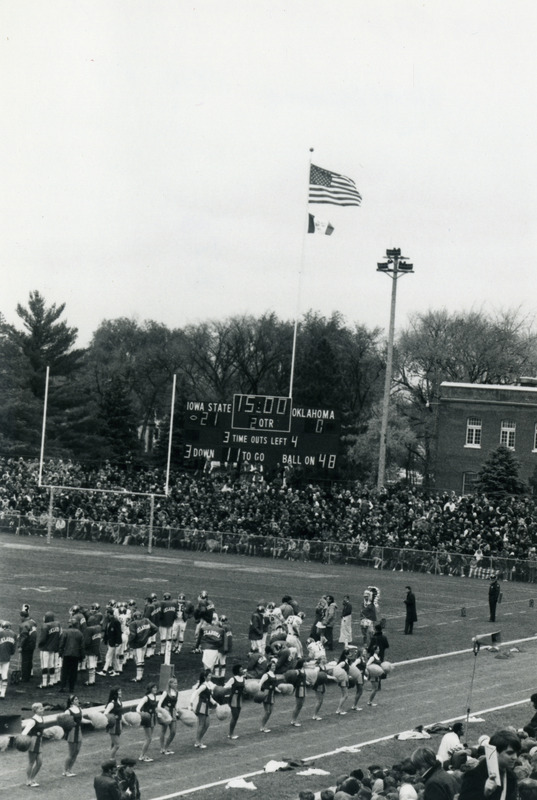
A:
38;369;178;553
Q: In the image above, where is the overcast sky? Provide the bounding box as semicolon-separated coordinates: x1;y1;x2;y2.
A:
1;0;536;346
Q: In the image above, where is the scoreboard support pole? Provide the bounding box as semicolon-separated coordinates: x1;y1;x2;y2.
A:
159;662;175;692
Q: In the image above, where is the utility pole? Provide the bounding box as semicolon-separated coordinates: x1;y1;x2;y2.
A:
377;248;414;490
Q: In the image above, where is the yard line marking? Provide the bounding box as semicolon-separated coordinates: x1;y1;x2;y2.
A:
146;697;532;800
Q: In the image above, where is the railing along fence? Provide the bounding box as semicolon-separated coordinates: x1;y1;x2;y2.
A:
1;511;536;584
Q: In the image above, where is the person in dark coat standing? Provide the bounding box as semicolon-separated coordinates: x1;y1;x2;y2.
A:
404;586;417;635
411;746;457;799
489;574;501;622
94;759;122;800
19;605;37;682
458;729;520;800
59;619;85;692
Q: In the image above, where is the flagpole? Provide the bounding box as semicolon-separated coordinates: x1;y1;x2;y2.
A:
288;148;314;400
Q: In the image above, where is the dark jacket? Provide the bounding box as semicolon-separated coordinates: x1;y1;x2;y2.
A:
458;757;517;800
117;767;140;800
404;592;418;622
59;626;85;660
422;762;457;800
248;610;264;641
368;631;389;661
103;615;123;647
93;773;123;800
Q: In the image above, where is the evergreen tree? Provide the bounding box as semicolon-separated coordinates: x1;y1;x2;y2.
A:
477;445;527;496
0;292;87;456
98;375;141;462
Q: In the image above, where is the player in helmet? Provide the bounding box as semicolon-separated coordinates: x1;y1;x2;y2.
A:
38;612;61;688
143;596;159;658
214;615;232;682
192;591;211;653
116;604;131;671
89;603;104;627
128;610;158;682
159;592;178;664
99;607;122;677
173;593;193;654
0;620;16;698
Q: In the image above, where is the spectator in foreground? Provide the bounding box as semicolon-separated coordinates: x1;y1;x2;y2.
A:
458;729;521;800
411;746;457;799
524;693;537;737
436;721;466;767
94;759;121;800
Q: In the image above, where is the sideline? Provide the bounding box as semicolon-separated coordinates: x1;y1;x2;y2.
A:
42;634;537;726
146;696;531;800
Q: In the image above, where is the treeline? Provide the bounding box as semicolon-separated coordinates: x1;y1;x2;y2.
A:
1;291;536;485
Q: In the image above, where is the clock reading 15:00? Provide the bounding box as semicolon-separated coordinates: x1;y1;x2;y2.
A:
232;394;292;432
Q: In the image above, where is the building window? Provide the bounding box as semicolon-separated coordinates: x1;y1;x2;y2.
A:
462;472;479;494
465;417;482;447
500;420;516;449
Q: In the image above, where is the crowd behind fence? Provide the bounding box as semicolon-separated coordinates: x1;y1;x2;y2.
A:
2;510;537;585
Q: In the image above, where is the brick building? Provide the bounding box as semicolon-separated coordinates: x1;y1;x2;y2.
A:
435;380;537;493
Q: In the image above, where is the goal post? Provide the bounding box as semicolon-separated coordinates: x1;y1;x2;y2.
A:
38;368;178;552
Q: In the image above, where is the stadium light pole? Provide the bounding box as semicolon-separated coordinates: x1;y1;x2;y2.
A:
376;248;414;490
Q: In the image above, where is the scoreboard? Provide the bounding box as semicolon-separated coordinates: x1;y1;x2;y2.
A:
183;394;340;473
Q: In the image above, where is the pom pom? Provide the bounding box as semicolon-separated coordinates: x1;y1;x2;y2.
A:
305;667;319;686
284;670;299;685
215;704;231;721
348;664;363;683
14;734;32;752
177;709;196;728
331;666;348;685
123;711;141;728
367;663;384;678
212;686;229;703
314;670;329;686
157;707;172;725
0;735;10;752
253;690;268;704
56;713;75;731
43;725;64;741
278;682;294;696
381;660;394;674
85;710;109;730
244;679;260;697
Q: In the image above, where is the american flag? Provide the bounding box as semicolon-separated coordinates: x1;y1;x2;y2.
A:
309;163;362;207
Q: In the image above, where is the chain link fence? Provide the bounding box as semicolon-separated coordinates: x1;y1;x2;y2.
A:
2;509;536;584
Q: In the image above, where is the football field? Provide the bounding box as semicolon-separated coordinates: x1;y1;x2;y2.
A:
1;534;537;799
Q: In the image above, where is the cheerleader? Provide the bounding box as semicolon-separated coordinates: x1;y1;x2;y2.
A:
21;702;45;787
157;677;178;755
335;650;351;715
62;694;90;777
103;687;123;759
259;656;281;733
191;668;217;748
290;659;307;726
366;644;383;706
223;664;246;739
360;586;380;646
136;683;159;761
350;647;367;711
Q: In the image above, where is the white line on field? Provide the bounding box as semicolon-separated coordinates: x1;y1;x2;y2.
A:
146;697;531;800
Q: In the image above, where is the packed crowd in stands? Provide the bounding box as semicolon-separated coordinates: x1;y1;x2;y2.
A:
1;457;537;570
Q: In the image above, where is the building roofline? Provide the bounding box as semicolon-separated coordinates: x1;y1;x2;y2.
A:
440;381;537;393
